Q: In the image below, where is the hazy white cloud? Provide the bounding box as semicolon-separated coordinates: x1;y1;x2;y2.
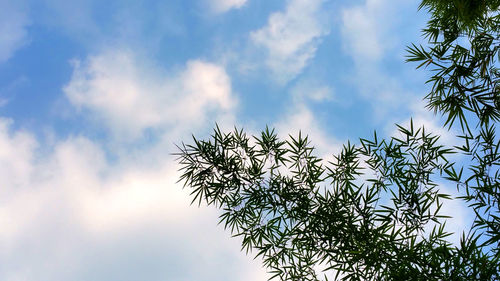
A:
340;0;417;62
0;116;268;281
0;119;36;191
339;0;424;122
290;78;334;103
209;0;247;13
341;0;389;62
64;50;236;138
0;1;30;63
275;103;343;161
250;0;329;83
0;41;267;279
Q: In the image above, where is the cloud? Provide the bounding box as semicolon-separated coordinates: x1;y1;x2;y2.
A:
290;78;334;103
209;0;247;13
274;102;344;161
0;43;267;280
341;0;391;62
0;1;30;63
339;0;424;122
64;50;236;139
250;0;329;83
340;0;418;62
0;119;36;190
0;116;268;281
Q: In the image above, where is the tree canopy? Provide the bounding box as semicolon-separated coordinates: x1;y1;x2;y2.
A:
177;1;499;280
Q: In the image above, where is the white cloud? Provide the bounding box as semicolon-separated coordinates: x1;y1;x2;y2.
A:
0;117;268;281
341;0;389;62
209;0;247;13
0;1;30;63
0;119;36;190
275;103;344;161
339;0;424;121
64;50;236;139
250;0;329;83
340;0;417;62
290;78;334;103
0;45;268;280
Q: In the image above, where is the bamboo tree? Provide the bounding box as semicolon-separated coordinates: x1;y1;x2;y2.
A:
177;1;500;279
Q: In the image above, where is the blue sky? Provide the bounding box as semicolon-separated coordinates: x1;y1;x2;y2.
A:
0;0;472;280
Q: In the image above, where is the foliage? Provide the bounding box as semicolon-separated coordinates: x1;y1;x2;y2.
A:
177;124;497;280
176;0;500;279
407;0;499;129
407;0;500;261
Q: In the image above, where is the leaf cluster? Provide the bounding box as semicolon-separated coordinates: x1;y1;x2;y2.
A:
408;0;499;130
408;0;500;263
176;124;498;280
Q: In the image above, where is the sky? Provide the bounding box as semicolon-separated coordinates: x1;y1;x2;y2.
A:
0;0;473;280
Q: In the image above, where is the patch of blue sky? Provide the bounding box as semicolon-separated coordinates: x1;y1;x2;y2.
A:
0;25;85;136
